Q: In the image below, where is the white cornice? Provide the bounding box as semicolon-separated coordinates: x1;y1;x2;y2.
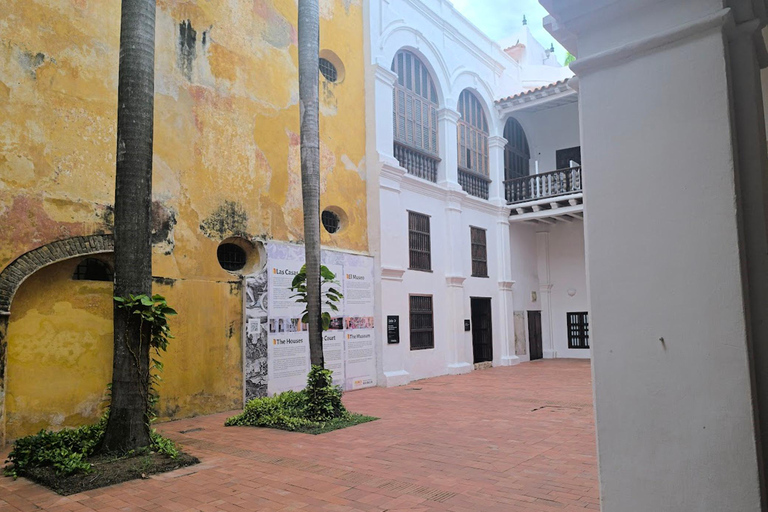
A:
488;135;508;149
446;275;467;288
498;280;516;291
373;64;398;86
570;8;732;77
438;107;461;123
382;266;407;281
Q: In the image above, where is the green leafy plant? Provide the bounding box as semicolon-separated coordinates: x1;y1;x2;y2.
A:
3;411;184;478
290;265;343;331
564;52;576;66
225;366;376;434
113;294;177;421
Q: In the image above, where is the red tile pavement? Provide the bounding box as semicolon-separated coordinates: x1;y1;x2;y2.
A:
0;360;598;511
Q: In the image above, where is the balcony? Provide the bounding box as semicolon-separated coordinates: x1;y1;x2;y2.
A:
394;142;440;183
458;167;490;199
505;166;582;205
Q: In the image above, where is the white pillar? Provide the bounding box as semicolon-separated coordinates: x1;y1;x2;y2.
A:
437;107;461;186
535;231;554;358
497;212;518;366
488;135;507;203
541;1;766;509
445;190;472;374
372;63;399;166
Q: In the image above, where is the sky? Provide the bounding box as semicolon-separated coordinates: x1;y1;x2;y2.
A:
450;0;568;64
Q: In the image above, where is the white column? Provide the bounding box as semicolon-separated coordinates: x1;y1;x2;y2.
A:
542;1;766;509
437;107;461;186
488;135;507;203
445;190;472;374
535;231;554;358
497;212;518;365
372;63;399;166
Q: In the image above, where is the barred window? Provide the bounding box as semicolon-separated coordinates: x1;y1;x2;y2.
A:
470;227;488;278
73;258;113;282
410;295;434;350
408;211;431;271
567;312;590;349
458;90;489;175
392;50;439;155
504;117;530;180
319;58;338;82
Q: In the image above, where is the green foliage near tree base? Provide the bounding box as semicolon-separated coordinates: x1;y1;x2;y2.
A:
225;366;377;434
3;412;181;479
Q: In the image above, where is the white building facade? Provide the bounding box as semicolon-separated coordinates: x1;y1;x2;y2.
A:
364;0;587;386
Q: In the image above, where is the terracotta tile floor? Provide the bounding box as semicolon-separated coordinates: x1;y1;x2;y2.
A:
0;360;598;511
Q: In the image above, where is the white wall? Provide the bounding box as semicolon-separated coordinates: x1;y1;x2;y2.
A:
542;0;765;509
548;220;588;358
513;101;580;173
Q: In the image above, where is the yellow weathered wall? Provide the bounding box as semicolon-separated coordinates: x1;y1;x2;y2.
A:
5;258;113;439
0;0;366;437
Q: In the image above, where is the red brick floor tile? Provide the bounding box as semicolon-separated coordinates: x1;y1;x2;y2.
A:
1;360;597;511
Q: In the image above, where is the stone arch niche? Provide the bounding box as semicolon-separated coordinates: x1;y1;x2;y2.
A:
0;234;113;445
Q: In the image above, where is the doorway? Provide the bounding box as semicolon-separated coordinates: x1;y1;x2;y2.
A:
528;311;543;360
471;298;493;363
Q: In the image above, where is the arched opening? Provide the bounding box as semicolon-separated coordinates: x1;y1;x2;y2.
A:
457;89;490;199
391;49;440;182
6;256;113;440
504;117;530;180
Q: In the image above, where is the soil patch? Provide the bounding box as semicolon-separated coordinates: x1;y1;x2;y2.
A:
18;451;199;495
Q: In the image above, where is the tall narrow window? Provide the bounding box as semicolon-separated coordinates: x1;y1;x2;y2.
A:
392;50;439;155
567;312;590;349
470;227;488;277
410;295;434;350
504;118;530;180
408;211;431;271
457;90;489;176
392;50;440;182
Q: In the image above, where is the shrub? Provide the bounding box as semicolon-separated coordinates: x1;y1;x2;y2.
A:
4;412;182;478
226;366;362;432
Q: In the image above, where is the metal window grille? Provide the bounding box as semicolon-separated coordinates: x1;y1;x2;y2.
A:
391;50;438;156
408;212;431;271
458;89;489;176
470;227;488;277
410;295;434;350
322;210;341;234
72;258;113;282
504;117;530;180
217;243;247;271
319;58;338;82
567;312;590;349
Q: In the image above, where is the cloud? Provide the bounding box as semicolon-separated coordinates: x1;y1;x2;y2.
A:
450;0;567;62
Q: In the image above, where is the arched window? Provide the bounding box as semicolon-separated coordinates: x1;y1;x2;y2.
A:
458;90;489;176
73;258;113;282
503;118;530;180
392;50;439;182
392;50;438;154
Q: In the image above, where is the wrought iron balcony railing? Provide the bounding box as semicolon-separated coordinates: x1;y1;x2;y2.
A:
394;141;440;183
458;167;490;200
504;166;582;205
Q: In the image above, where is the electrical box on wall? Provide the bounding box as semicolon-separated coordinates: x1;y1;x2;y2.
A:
464;319;471;331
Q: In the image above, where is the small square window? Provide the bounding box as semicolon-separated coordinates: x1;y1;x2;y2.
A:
410;295;434;350
567;312;590;349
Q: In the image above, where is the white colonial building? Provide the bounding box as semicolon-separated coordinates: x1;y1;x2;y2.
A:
364;0;588;386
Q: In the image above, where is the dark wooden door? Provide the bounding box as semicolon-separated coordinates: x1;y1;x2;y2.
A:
528;311;543;360
471;298;493;363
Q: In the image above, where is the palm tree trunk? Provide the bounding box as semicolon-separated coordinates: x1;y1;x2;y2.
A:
298;0;324;368
101;0;156;452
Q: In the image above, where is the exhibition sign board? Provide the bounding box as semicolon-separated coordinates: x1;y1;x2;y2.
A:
244;242;376;400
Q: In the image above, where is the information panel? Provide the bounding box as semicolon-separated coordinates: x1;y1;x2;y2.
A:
244;242;376;399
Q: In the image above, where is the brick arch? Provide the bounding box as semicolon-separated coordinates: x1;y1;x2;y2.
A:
0;234;114;314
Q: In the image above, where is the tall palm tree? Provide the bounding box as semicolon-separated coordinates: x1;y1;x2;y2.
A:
298;0;324;367
101;0;156;452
